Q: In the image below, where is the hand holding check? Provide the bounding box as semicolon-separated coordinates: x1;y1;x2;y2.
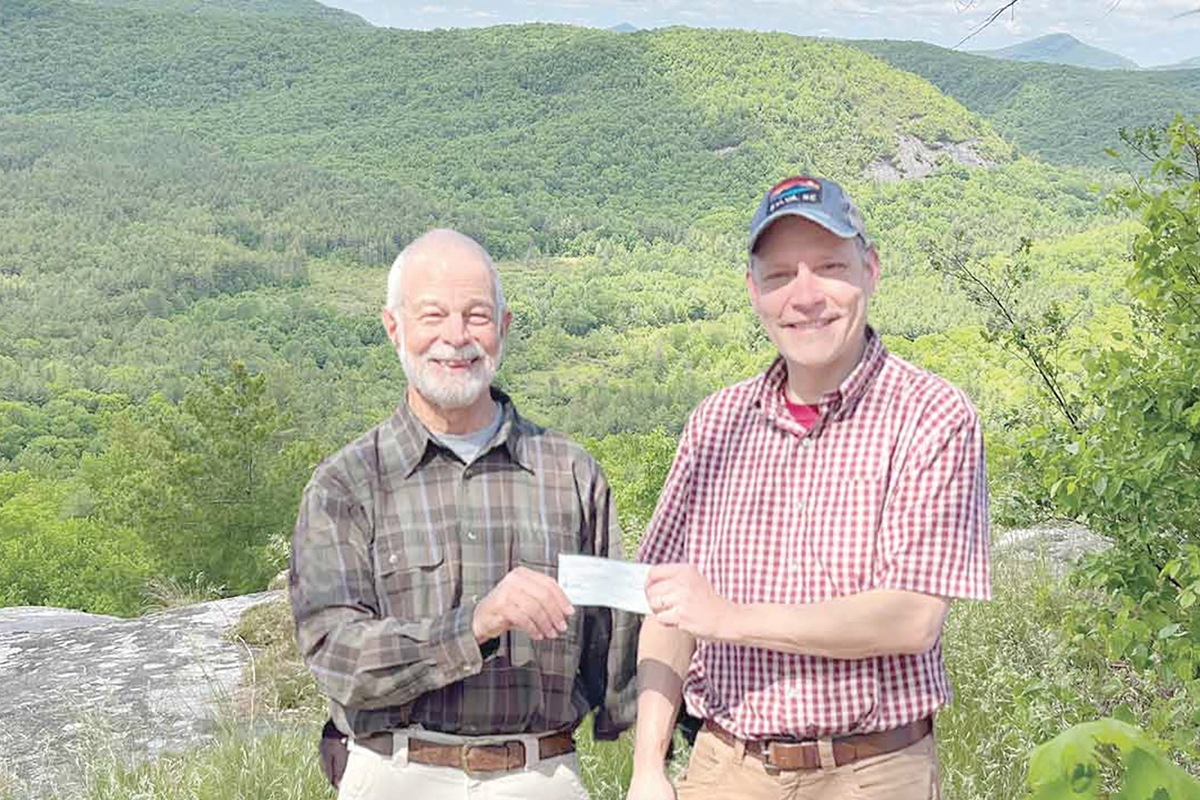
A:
556;555;732;640
644;563;733;640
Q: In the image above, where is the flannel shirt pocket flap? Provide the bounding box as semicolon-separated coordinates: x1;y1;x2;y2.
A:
374;534;445;577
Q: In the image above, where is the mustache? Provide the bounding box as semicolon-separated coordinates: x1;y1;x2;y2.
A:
423;342;486;361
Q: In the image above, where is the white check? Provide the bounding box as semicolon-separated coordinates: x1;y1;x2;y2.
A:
557;554;652;615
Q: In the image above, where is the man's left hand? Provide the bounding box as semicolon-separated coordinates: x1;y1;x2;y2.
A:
645;563;734;640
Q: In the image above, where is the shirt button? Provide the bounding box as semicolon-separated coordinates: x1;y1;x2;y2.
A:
388;554;398;565
801;438;814;450
471;594;479;603
467;531;478;541
792;561;802;572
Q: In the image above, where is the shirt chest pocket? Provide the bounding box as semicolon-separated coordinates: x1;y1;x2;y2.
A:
509;523;582;668
373;534;454;620
802;470;885;601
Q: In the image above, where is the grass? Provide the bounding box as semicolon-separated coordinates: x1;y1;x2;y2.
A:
225;598;324;720
938;551;1200;800
16;550;1196;800
39;724;331;800
141;572;228;613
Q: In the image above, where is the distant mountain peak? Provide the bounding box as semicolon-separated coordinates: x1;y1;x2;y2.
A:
1153;54;1200;70
609;22;638;33
975;32;1139;70
1035;33;1081;45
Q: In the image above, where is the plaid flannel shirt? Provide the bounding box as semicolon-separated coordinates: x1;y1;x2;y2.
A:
290;390;639;740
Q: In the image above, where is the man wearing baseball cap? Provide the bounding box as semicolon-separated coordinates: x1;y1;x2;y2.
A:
625;176;991;800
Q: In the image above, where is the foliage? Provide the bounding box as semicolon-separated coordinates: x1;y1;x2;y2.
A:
937;552;1200;800
0;471;153;616
79;362;324;594
581;430;678;546
855;39;1200;168
1032;118;1200;692
76;0;369;25
1024;719;1200;800
924;115;1200;780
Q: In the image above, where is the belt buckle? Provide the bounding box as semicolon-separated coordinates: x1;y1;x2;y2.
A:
459;743;482;776
764;741;788;771
765;740;817;771
458;741;525;775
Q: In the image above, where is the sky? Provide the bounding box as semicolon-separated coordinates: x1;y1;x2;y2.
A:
319;0;1200;67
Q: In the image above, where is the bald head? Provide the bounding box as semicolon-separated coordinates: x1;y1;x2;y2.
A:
386;229;506;318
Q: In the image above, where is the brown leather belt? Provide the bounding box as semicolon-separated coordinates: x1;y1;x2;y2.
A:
704;717;932;770
355;730;575;774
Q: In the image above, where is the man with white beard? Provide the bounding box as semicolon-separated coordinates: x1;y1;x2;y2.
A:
290;229;639;800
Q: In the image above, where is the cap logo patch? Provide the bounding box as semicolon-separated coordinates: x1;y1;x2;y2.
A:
766;177;821;214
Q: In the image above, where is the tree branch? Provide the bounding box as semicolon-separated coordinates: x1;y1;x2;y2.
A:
954;0;1021;49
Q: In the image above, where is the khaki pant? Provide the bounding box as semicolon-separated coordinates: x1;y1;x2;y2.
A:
338;729;590;800
677;727;941;800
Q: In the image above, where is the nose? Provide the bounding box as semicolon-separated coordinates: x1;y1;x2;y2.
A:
441;312;471;347
786;264;825;311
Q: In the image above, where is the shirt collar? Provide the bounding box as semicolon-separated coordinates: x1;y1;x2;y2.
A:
755;327;887;430
385;388;534;478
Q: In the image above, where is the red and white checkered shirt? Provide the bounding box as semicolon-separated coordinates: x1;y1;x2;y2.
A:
637;330;990;739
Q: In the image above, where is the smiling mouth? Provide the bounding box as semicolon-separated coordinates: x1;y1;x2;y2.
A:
433;358;478;369
785;318;835;331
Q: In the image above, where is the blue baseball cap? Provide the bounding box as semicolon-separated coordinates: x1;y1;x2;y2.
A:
748;176;870;253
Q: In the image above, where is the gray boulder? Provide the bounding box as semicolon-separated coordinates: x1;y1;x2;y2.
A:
0;592;282;798
993;520;1111;577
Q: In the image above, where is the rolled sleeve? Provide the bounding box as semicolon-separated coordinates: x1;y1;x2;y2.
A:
876;404;991;601
289;478;484;711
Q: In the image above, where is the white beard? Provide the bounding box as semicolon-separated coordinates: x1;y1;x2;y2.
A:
398;331;502;410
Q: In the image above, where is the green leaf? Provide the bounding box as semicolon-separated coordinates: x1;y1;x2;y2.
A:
1026;720;1200;800
1112;704;1137;724
1157;623;1182;640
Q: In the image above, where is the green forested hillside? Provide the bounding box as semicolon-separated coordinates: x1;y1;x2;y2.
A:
0;0;1150;601
974;33;1140;70
74;0;369;24
2;0;1024;257
852;38;1200;167
4;1;1199;792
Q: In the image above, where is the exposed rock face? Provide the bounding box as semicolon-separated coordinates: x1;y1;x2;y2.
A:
865;135;995;181
994;521;1111;577
0;607;119;636
0;592;282;798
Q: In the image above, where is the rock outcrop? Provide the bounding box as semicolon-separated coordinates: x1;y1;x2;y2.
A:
993;520;1111;577
0;592;281;798
865;135;996;181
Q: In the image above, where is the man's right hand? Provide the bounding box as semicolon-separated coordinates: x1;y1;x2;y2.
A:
472;566;575;643
625;767;677;800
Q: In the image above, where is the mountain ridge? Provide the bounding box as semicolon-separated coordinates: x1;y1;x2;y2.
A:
74;0;369;24
973;33;1139;70
852;37;1200;167
0;3;1019;258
